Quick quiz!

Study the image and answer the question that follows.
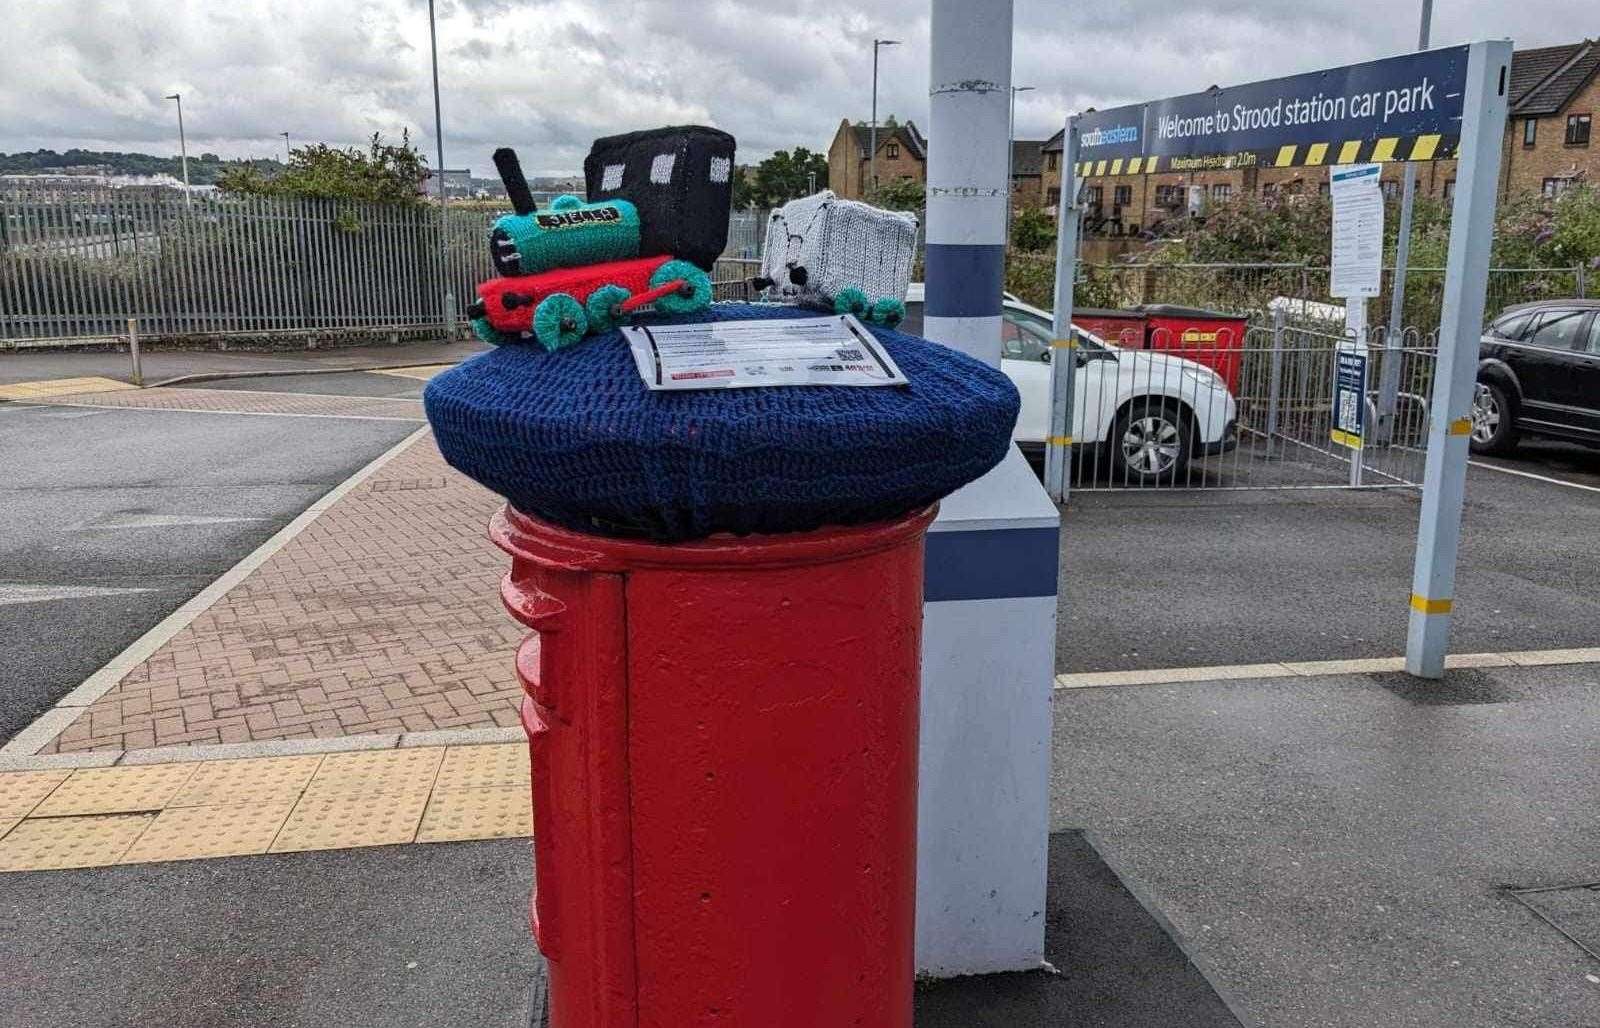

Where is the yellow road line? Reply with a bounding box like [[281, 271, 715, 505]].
[[0, 377, 136, 401], [0, 743, 530, 872]]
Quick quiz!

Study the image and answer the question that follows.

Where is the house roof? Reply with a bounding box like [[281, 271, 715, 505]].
[[1041, 127, 1065, 153], [848, 121, 927, 161], [1510, 39, 1600, 117], [1011, 140, 1044, 176]]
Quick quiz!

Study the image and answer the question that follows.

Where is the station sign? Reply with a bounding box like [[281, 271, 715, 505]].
[[1074, 46, 1471, 175]]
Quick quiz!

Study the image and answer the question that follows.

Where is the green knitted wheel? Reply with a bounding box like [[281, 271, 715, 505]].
[[871, 297, 906, 327], [650, 260, 713, 314], [532, 293, 588, 352], [470, 317, 515, 346], [586, 285, 632, 333], [834, 287, 870, 318]]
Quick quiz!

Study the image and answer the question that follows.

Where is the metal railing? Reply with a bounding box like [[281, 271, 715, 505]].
[[1067, 320, 1436, 491], [1, 190, 771, 344]]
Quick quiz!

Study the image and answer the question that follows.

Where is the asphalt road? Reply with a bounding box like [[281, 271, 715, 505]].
[[0, 339, 485, 387], [1058, 446, 1600, 672], [0, 397, 418, 745]]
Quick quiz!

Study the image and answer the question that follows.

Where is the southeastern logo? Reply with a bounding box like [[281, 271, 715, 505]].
[[1081, 124, 1140, 148]]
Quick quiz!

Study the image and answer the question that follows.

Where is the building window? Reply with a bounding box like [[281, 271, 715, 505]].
[[1261, 182, 1279, 198], [1443, 180, 1456, 201], [1380, 179, 1400, 199], [1113, 185, 1133, 206], [1084, 185, 1104, 209], [1155, 184, 1185, 207], [1566, 113, 1591, 147], [885, 142, 899, 158], [1523, 118, 1537, 148], [1543, 177, 1576, 198], [1047, 152, 1059, 170], [1047, 186, 1061, 206], [1319, 181, 1330, 196], [1211, 183, 1232, 202]]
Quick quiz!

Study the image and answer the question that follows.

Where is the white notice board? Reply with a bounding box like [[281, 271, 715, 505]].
[[623, 314, 908, 391], [1329, 163, 1384, 299]]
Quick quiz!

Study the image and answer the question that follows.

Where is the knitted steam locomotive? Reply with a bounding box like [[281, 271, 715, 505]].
[[468, 127, 736, 351]]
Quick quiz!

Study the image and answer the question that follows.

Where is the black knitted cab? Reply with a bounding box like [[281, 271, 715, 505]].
[[584, 125, 736, 271], [424, 304, 1019, 542]]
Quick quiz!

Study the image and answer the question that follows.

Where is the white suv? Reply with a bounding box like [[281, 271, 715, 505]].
[[903, 284, 1238, 483]]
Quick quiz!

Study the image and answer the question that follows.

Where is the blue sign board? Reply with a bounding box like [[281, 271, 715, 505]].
[[1331, 350, 1368, 450], [1076, 46, 1471, 172]]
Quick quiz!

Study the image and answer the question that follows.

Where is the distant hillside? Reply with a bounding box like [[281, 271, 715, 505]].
[[0, 149, 283, 184]]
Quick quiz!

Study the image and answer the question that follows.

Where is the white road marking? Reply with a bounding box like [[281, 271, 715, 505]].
[[72, 513, 268, 531], [0, 583, 159, 607], [1469, 459, 1600, 495], [41, 401, 424, 423]]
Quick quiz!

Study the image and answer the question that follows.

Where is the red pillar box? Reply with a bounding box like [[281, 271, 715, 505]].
[[492, 504, 932, 1028]]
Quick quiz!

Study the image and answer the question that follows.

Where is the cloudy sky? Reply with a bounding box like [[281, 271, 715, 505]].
[[0, 0, 1582, 177]]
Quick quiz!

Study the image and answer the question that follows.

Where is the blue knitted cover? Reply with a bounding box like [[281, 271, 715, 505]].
[[424, 304, 1019, 541]]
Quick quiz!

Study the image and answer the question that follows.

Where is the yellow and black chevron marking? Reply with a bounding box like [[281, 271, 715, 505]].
[[1075, 134, 1460, 178]]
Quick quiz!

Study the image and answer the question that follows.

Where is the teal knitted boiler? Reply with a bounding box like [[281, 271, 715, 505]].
[[489, 194, 641, 277]]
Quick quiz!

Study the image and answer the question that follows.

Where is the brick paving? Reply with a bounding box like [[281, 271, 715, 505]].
[[40, 433, 525, 753], [50, 386, 425, 421]]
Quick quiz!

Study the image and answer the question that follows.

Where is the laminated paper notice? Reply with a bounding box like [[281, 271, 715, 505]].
[[1329, 163, 1384, 299], [622, 314, 909, 391]]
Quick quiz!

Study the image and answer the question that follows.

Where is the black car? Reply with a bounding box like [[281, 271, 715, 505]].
[[1471, 299, 1600, 454]]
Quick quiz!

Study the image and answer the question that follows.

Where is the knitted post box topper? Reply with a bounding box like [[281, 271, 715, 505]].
[[487, 150, 642, 277], [584, 125, 736, 271], [755, 191, 918, 327]]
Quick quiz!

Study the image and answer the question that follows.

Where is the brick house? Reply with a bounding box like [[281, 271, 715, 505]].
[[1043, 38, 1600, 236], [1010, 140, 1045, 210], [825, 119, 927, 200]]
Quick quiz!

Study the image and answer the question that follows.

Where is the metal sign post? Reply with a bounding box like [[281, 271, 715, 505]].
[[1044, 119, 1080, 504], [1406, 39, 1512, 678]]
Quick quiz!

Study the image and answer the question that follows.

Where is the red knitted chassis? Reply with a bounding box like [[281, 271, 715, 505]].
[[477, 255, 673, 333]]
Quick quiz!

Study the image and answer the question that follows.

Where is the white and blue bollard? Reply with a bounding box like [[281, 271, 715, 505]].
[[917, 0, 1060, 977]]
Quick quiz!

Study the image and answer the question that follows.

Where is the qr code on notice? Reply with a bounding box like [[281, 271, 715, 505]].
[[1338, 390, 1359, 432]]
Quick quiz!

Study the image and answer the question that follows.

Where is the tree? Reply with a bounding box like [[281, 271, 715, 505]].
[[217, 131, 428, 206], [1010, 202, 1056, 252], [867, 177, 925, 215], [746, 147, 829, 207], [731, 165, 757, 209]]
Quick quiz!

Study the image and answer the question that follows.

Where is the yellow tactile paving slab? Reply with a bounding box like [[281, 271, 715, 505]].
[[373, 364, 455, 381], [417, 786, 530, 844], [432, 744, 530, 793], [0, 376, 135, 401], [270, 790, 431, 853], [123, 801, 297, 864], [302, 748, 445, 798], [0, 770, 71, 818], [31, 763, 199, 817], [0, 814, 154, 871], [167, 755, 324, 808]]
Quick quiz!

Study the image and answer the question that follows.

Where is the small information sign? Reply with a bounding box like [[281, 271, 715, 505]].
[[623, 315, 908, 391]]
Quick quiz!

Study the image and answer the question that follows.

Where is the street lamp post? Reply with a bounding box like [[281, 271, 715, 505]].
[[1007, 85, 1035, 230], [870, 38, 900, 197], [427, 0, 452, 334], [280, 131, 291, 163], [163, 93, 190, 208]]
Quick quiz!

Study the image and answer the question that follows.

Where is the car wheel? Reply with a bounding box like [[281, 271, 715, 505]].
[[1469, 380, 1518, 455], [1112, 400, 1191, 485]]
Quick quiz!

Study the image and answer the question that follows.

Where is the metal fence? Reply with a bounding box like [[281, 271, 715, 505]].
[[0, 189, 768, 343], [1066, 319, 1436, 491]]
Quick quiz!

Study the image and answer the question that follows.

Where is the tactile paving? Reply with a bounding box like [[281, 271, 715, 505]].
[[270, 790, 430, 853], [167, 756, 323, 808], [417, 787, 531, 844], [123, 801, 297, 863], [0, 770, 72, 818], [302, 749, 444, 799], [0, 814, 154, 870], [31, 764, 199, 817], [432, 745, 530, 793]]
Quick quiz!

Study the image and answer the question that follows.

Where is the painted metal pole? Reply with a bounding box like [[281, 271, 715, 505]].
[[1044, 119, 1081, 502], [1377, 0, 1434, 445], [1266, 305, 1286, 453], [870, 39, 900, 197], [1006, 86, 1034, 229], [1406, 39, 1512, 678], [1345, 300, 1366, 487], [126, 317, 142, 387], [427, 0, 452, 334], [164, 94, 190, 209], [919, 0, 1057, 978]]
